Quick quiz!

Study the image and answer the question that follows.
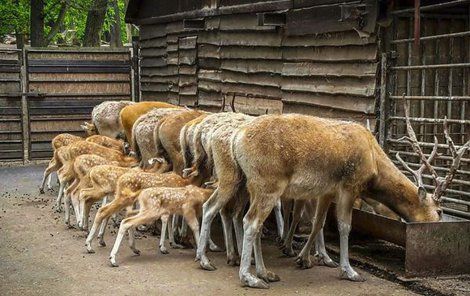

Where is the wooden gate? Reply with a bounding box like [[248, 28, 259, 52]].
[[25, 48, 133, 160], [382, 1, 470, 218], [0, 49, 23, 161]]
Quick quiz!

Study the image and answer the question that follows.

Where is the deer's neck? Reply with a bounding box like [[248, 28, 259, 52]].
[[366, 149, 421, 221]]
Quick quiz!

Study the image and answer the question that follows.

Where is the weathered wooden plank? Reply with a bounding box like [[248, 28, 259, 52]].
[[283, 102, 376, 123], [140, 37, 167, 49], [141, 47, 167, 58], [220, 46, 282, 60], [218, 13, 277, 31], [167, 52, 178, 65], [283, 44, 378, 62], [282, 31, 376, 47], [222, 71, 281, 88], [141, 82, 170, 92], [142, 91, 170, 101], [179, 85, 198, 95], [221, 83, 282, 99], [293, 0, 356, 9], [221, 59, 283, 74], [29, 73, 130, 82], [28, 52, 129, 61], [198, 90, 223, 107], [219, 32, 282, 46], [199, 58, 221, 70], [140, 57, 167, 68], [179, 76, 197, 87], [167, 43, 179, 52], [141, 66, 178, 77], [198, 44, 220, 58], [286, 1, 376, 36], [178, 49, 197, 65], [179, 36, 198, 49], [139, 23, 167, 40], [229, 95, 283, 115], [282, 91, 375, 114], [28, 81, 130, 94], [177, 66, 196, 76], [141, 76, 177, 84], [166, 21, 185, 35], [282, 76, 376, 97], [282, 62, 378, 77]]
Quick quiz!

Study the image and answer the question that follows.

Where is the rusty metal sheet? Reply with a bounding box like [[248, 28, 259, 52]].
[[405, 221, 470, 277]]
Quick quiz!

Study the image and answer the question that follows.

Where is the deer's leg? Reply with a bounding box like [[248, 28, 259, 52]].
[[169, 215, 184, 249], [109, 210, 157, 267], [280, 199, 292, 243], [305, 200, 337, 268], [232, 195, 248, 258], [337, 189, 364, 282], [314, 228, 337, 268], [98, 216, 110, 247], [274, 200, 284, 239], [86, 198, 128, 253], [46, 173, 53, 190], [220, 206, 238, 266], [80, 188, 104, 231], [280, 200, 305, 257], [55, 181, 66, 212], [184, 208, 200, 249], [40, 159, 56, 193], [295, 194, 334, 270], [254, 230, 280, 283], [239, 190, 280, 289], [196, 187, 229, 271], [159, 214, 169, 254]]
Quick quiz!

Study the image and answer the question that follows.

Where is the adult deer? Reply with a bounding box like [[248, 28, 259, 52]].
[[229, 101, 468, 288]]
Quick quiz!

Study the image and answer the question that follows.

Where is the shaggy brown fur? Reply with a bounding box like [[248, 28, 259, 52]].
[[153, 109, 207, 175], [119, 101, 177, 143], [82, 101, 134, 138], [230, 114, 441, 288], [131, 108, 182, 169]]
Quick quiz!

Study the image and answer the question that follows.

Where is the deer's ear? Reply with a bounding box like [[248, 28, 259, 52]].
[[418, 186, 427, 201]]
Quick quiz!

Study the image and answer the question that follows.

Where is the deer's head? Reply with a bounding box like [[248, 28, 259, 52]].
[[80, 121, 97, 136], [395, 97, 470, 222]]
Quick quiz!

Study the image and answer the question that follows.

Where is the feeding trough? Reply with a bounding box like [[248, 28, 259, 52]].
[[331, 206, 470, 277]]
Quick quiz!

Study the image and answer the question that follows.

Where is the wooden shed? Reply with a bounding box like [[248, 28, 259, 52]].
[[126, 0, 470, 219]]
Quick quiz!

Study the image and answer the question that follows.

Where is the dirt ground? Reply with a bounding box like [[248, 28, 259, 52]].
[[0, 164, 421, 295]]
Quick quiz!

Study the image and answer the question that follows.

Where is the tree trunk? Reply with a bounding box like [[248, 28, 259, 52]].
[[83, 0, 109, 47], [125, 0, 132, 43], [30, 0, 45, 47], [45, 0, 71, 45], [110, 0, 123, 47]]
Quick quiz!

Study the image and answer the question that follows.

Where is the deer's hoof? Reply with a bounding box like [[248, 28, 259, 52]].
[[109, 257, 119, 267], [160, 247, 169, 255], [295, 254, 314, 269], [340, 268, 365, 282], [200, 259, 217, 271], [258, 270, 280, 283], [39, 188, 45, 194], [85, 243, 95, 254], [209, 244, 223, 252], [279, 244, 296, 257], [227, 256, 240, 266], [241, 274, 269, 289]]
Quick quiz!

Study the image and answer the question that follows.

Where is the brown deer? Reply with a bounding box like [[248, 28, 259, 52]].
[[78, 165, 137, 236], [55, 141, 137, 211], [229, 113, 446, 288], [64, 154, 119, 227], [153, 109, 208, 174], [131, 107, 182, 169], [39, 133, 83, 193], [85, 135, 126, 153], [119, 101, 177, 143], [109, 185, 214, 267]]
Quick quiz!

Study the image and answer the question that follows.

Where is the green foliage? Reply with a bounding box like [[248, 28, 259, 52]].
[[0, 0, 131, 45], [0, 0, 30, 35]]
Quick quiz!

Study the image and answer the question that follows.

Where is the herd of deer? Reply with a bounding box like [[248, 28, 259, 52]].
[[38, 99, 469, 288]]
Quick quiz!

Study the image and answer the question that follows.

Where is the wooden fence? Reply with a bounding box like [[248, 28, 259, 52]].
[[0, 47, 135, 162]]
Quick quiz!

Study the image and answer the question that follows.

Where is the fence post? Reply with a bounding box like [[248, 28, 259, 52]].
[[20, 48, 30, 163], [131, 36, 140, 102], [378, 53, 388, 149]]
